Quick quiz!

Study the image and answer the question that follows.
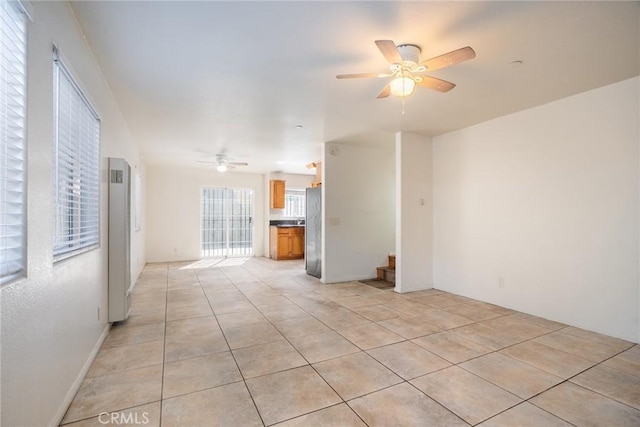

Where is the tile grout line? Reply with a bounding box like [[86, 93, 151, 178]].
[[255, 277, 373, 426], [318, 294, 632, 426], [430, 323, 637, 425], [214, 269, 515, 426], [215, 264, 268, 426], [60, 266, 170, 425], [221, 265, 368, 425], [110, 260, 639, 426], [157, 261, 170, 426], [230, 266, 344, 426]]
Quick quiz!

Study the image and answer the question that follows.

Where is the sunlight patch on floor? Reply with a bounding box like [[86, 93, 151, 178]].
[[179, 257, 251, 269]]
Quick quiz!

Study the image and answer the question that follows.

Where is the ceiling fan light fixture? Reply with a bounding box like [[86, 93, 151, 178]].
[[390, 76, 416, 97], [336, 40, 475, 99], [216, 164, 228, 172]]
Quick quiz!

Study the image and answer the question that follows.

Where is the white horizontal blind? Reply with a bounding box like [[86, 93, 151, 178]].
[[284, 189, 305, 218], [0, 1, 27, 283], [53, 50, 100, 258]]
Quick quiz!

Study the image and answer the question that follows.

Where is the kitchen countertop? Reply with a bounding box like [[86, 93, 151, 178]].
[[269, 220, 305, 227]]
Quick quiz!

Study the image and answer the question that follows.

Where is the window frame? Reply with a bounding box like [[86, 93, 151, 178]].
[[52, 46, 101, 261], [283, 188, 306, 218], [200, 186, 254, 258], [0, 0, 28, 286]]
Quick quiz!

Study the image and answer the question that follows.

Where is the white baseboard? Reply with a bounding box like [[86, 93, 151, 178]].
[[394, 283, 433, 293], [321, 274, 377, 284], [51, 323, 111, 427]]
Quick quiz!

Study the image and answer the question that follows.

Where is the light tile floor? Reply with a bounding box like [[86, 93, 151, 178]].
[[61, 258, 640, 426]]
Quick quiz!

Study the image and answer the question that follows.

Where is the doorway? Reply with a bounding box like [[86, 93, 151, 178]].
[[201, 187, 254, 257]]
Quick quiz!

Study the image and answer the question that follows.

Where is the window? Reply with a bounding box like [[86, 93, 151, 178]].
[[284, 189, 305, 218], [0, 0, 27, 284], [53, 47, 101, 259]]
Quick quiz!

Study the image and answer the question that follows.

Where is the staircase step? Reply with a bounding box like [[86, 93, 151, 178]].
[[376, 266, 395, 284], [383, 268, 395, 284], [376, 254, 396, 283]]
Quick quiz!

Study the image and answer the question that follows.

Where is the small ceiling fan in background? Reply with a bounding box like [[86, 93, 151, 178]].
[[198, 154, 248, 172], [337, 40, 476, 98]]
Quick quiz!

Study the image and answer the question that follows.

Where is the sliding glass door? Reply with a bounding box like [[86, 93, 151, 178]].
[[201, 187, 253, 257]]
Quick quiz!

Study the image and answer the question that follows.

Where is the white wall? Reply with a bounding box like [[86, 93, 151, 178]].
[[146, 165, 265, 262], [0, 2, 145, 426], [433, 77, 640, 342], [322, 141, 395, 283], [395, 132, 433, 293]]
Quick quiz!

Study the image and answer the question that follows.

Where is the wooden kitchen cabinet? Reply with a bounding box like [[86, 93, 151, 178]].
[[270, 226, 304, 260], [290, 228, 305, 258], [276, 233, 291, 259], [270, 180, 285, 209]]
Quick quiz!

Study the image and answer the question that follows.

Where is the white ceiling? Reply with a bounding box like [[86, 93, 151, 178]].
[[70, 1, 639, 175]]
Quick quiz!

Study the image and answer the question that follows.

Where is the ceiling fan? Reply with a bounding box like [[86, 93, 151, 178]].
[[198, 154, 248, 172], [336, 40, 476, 98]]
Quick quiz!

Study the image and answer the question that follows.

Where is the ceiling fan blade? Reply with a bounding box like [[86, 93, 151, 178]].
[[336, 72, 391, 79], [376, 83, 391, 99], [421, 46, 476, 71], [229, 162, 248, 166], [375, 40, 403, 64], [197, 160, 217, 164], [417, 76, 456, 93]]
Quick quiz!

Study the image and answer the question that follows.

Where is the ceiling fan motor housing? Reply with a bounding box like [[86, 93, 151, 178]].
[[397, 44, 421, 67]]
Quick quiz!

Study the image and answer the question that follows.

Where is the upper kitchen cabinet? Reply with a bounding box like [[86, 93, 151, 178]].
[[270, 179, 285, 209], [306, 161, 322, 187]]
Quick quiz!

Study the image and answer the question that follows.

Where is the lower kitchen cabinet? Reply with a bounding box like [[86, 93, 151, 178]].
[[270, 226, 305, 260]]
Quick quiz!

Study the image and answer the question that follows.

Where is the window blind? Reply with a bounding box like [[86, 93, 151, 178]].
[[284, 190, 305, 218], [0, 0, 27, 283], [53, 49, 101, 258]]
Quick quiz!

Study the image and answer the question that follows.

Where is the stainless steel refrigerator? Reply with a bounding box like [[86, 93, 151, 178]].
[[305, 187, 321, 278]]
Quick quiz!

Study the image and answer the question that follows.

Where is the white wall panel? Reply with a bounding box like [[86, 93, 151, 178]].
[[322, 141, 395, 283], [0, 2, 145, 425], [433, 77, 640, 341], [146, 164, 265, 262], [395, 132, 433, 292]]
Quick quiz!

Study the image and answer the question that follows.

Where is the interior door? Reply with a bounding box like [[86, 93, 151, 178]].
[[201, 187, 254, 257]]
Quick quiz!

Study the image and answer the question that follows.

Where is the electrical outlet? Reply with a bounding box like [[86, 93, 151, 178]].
[[498, 277, 505, 288]]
